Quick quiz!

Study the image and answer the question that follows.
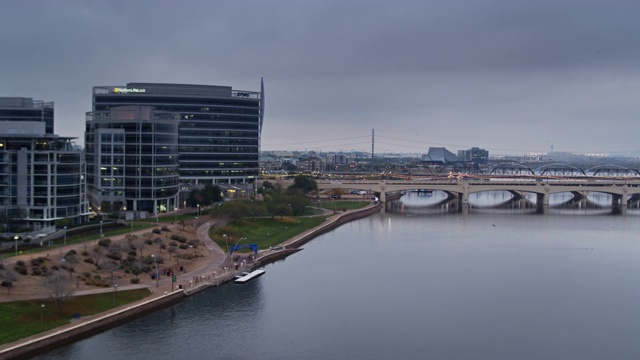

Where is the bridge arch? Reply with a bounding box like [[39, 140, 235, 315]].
[[585, 164, 640, 177], [534, 163, 586, 176], [487, 163, 535, 176]]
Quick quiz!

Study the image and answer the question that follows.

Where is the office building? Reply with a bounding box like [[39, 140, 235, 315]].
[[86, 81, 264, 213], [0, 121, 89, 233], [458, 147, 489, 165], [0, 97, 54, 134], [85, 106, 180, 214]]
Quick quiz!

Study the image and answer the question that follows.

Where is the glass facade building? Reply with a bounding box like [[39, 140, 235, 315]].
[[0, 97, 54, 134], [85, 106, 180, 214], [90, 82, 263, 187], [0, 121, 90, 232]]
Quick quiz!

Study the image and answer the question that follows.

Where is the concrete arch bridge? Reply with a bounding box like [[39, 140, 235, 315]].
[[316, 177, 640, 214]]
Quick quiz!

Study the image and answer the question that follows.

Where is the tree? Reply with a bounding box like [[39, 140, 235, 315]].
[[63, 252, 79, 279], [101, 261, 119, 285], [290, 175, 317, 194], [43, 272, 72, 315], [90, 247, 104, 268], [1, 269, 16, 294], [186, 184, 224, 207]]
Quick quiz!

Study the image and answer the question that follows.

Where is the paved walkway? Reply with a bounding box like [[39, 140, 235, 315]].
[[0, 203, 380, 356]]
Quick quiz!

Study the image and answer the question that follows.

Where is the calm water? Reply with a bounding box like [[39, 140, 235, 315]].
[[35, 192, 640, 359]]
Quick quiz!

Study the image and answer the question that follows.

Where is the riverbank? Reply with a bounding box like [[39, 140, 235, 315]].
[[0, 202, 382, 359]]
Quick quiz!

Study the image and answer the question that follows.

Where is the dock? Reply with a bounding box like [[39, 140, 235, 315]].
[[234, 269, 266, 284]]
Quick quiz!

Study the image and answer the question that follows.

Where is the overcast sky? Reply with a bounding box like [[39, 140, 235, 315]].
[[1, 0, 639, 156]]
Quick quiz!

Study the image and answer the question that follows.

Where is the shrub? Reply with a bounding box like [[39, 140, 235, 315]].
[[179, 243, 188, 250], [14, 266, 27, 275], [30, 257, 45, 266], [82, 272, 91, 278], [16, 260, 26, 267], [93, 274, 102, 280], [106, 252, 122, 261], [170, 234, 187, 243], [152, 228, 162, 234], [98, 238, 112, 247], [31, 267, 42, 276], [144, 239, 153, 245], [84, 258, 95, 264], [130, 278, 140, 284]]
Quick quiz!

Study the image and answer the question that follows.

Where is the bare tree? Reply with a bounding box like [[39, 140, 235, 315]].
[[90, 247, 104, 268], [167, 245, 177, 260], [43, 272, 72, 315], [1, 269, 16, 295], [154, 237, 164, 253], [133, 237, 147, 259], [161, 225, 170, 238], [63, 253, 79, 279], [101, 260, 119, 284]]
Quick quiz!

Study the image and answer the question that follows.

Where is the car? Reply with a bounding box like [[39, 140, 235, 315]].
[[331, 194, 342, 199]]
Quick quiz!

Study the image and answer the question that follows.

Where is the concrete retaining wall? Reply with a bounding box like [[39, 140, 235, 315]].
[[0, 203, 383, 359], [0, 291, 184, 360]]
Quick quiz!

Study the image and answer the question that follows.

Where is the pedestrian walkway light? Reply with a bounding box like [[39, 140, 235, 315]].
[[151, 254, 159, 287]]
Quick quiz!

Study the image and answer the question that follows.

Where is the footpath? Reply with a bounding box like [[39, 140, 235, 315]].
[[0, 202, 382, 359]]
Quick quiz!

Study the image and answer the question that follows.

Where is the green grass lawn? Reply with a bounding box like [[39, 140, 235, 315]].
[[209, 217, 326, 252], [0, 288, 151, 345]]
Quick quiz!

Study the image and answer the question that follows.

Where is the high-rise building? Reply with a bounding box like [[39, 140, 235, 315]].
[[0, 120, 89, 233], [86, 81, 264, 213], [458, 147, 489, 165], [85, 106, 180, 214], [0, 97, 54, 134]]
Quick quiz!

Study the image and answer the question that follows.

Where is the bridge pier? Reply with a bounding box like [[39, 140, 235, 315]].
[[536, 193, 549, 214], [612, 194, 628, 215]]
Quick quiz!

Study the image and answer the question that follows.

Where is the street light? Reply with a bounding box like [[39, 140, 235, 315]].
[[40, 304, 45, 328], [14, 235, 18, 256], [223, 234, 229, 255], [196, 204, 200, 218], [64, 226, 67, 245], [112, 284, 118, 306], [151, 254, 159, 287], [99, 221, 103, 238]]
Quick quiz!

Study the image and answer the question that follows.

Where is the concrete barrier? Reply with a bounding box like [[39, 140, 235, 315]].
[[0, 291, 184, 359]]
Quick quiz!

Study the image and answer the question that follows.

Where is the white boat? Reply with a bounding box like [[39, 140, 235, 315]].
[[234, 269, 266, 284]]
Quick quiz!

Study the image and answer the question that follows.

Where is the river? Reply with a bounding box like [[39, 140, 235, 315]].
[[33, 191, 640, 359]]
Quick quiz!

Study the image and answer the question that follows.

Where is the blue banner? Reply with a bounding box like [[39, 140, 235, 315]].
[[229, 244, 243, 255], [246, 243, 258, 254]]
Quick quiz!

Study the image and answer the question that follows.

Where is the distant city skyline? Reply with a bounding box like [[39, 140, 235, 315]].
[[2, 0, 640, 156]]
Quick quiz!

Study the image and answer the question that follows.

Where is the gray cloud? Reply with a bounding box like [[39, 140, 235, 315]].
[[1, 0, 640, 155]]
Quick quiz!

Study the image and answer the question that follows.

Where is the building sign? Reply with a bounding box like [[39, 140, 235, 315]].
[[113, 87, 146, 94], [235, 92, 250, 97]]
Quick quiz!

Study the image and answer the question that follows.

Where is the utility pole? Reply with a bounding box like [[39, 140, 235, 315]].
[[371, 129, 375, 173]]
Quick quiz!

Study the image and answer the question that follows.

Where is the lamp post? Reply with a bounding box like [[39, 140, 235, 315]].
[[230, 237, 246, 258], [174, 207, 178, 222], [63, 226, 67, 245], [14, 235, 18, 256], [223, 234, 229, 256], [99, 221, 103, 238], [40, 304, 45, 328], [196, 204, 200, 219], [151, 254, 159, 287], [112, 284, 118, 306]]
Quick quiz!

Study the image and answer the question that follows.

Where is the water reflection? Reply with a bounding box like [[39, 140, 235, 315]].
[[392, 190, 640, 216]]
